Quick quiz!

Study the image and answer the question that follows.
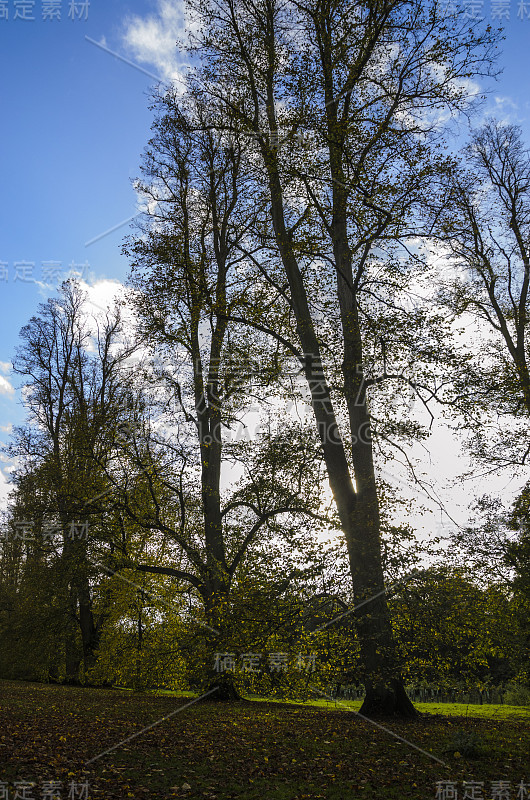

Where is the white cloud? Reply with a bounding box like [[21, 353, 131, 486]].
[[122, 0, 193, 85], [0, 376, 15, 397], [480, 95, 523, 127], [0, 362, 11, 375], [82, 277, 124, 316], [0, 424, 12, 434], [494, 95, 518, 110]]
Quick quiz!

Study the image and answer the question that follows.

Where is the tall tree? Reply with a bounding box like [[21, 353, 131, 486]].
[[119, 91, 330, 697], [183, 0, 497, 715]]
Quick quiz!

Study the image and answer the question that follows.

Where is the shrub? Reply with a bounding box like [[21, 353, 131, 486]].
[[504, 683, 530, 706]]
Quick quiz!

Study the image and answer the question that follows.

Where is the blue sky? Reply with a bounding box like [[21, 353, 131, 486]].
[[1, 0, 530, 519], [0, 1, 186, 479]]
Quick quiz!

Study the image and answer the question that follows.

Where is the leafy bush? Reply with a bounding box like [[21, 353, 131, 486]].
[[504, 683, 530, 706]]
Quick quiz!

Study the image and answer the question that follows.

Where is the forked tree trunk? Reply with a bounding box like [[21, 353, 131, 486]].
[[263, 153, 416, 717], [341, 289, 416, 718]]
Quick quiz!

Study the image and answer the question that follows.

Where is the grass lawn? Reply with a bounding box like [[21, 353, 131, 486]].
[[242, 693, 530, 721], [0, 680, 528, 799]]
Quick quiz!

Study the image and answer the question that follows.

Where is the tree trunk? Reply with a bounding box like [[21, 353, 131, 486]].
[[79, 587, 99, 674], [64, 585, 81, 684], [263, 150, 415, 717], [206, 673, 242, 701], [195, 581, 243, 701]]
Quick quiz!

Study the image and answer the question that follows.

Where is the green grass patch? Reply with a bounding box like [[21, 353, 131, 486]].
[[155, 688, 530, 721], [0, 680, 528, 800]]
